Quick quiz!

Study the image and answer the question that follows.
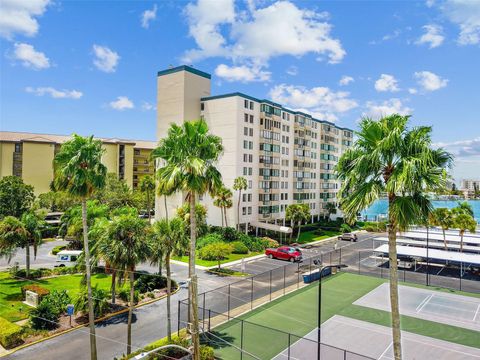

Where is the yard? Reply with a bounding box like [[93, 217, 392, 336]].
[[296, 229, 340, 244], [172, 252, 262, 267], [0, 272, 112, 322]]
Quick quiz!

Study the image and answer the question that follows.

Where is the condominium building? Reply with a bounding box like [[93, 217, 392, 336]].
[[0, 131, 156, 194], [460, 179, 480, 198], [156, 65, 353, 230]]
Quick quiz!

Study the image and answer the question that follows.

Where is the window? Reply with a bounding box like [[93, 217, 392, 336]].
[[14, 143, 22, 153], [248, 194, 252, 202], [249, 128, 253, 136], [248, 207, 252, 215], [248, 167, 253, 175], [249, 101, 254, 110], [248, 180, 252, 189], [243, 167, 248, 175], [244, 99, 249, 108], [201, 103, 205, 111], [243, 140, 248, 149], [244, 127, 248, 136], [249, 115, 254, 123], [244, 114, 249, 123], [242, 207, 247, 215], [249, 154, 253, 162]]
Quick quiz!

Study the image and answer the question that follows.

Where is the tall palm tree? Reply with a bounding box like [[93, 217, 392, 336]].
[[100, 213, 151, 355], [336, 115, 451, 360], [152, 119, 223, 359], [285, 204, 310, 241], [139, 175, 155, 222], [150, 217, 188, 341], [452, 209, 476, 252], [325, 202, 337, 221], [53, 134, 107, 360], [21, 211, 44, 278], [233, 177, 248, 231], [0, 216, 27, 264], [213, 186, 233, 227], [430, 208, 454, 249]]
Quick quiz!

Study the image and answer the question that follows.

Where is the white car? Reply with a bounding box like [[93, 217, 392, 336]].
[[55, 250, 82, 267]]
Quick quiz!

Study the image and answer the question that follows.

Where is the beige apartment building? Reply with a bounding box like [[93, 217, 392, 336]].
[[460, 179, 480, 198], [156, 65, 353, 231], [0, 131, 156, 194]]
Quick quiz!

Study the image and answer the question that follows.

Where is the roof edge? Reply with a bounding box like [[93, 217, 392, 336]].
[[157, 65, 211, 79]]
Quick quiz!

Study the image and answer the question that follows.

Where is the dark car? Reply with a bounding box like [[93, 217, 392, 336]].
[[338, 233, 358, 242]]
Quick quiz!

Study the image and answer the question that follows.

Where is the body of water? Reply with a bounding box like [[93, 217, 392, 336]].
[[361, 199, 480, 223]]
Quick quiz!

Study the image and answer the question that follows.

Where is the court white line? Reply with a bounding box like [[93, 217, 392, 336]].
[[377, 342, 393, 360], [473, 304, 480, 322], [415, 294, 434, 313]]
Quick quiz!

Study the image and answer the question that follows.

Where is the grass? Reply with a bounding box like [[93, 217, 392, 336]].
[[296, 229, 340, 244], [212, 273, 480, 359], [0, 272, 112, 322], [172, 252, 262, 267]]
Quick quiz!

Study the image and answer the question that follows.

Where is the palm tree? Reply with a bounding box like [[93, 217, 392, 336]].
[[285, 204, 310, 241], [336, 115, 451, 360], [139, 175, 155, 222], [456, 201, 474, 217], [452, 209, 476, 252], [21, 211, 44, 278], [53, 134, 107, 360], [325, 202, 337, 221], [100, 213, 151, 355], [213, 186, 233, 227], [0, 216, 27, 264], [152, 119, 223, 359], [430, 208, 454, 249], [150, 217, 188, 341], [233, 177, 248, 231]]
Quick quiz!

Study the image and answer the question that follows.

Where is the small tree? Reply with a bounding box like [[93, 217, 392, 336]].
[[325, 202, 337, 221], [139, 175, 155, 221], [0, 216, 27, 263], [233, 177, 248, 231], [0, 176, 35, 219], [213, 186, 233, 227], [452, 209, 476, 252], [199, 242, 233, 269], [21, 211, 44, 278], [430, 208, 454, 249], [285, 204, 310, 241]]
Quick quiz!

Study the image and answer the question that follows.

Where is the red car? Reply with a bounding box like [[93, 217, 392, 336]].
[[265, 246, 303, 262]]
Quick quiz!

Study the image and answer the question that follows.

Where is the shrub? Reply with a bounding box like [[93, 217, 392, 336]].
[[200, 345, 215, 360], [41, 225, 59, 238], [237, 233, 264, 252], [42, 290, 71, 315], [21, 284, 50, 299], [134, 274, 172, 293], [15, 268, 44, 279], [230, 241, 249, 254], [75, 286, 110, 317], [51, 245, 66, 255], [261, 237, 279, 249], [198, 242, 233, 261], [30, 300, 60, 330], [196, 233, 223, 249], [340, 224, 352, 233], [117, 287, 140, 305], [220, 227, 238, 242], [0, 317, 23, 349]]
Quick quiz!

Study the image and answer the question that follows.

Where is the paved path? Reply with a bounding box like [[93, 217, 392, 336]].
[[0, 240, 68, 271]]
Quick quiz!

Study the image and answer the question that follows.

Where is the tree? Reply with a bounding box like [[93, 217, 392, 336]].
[[176, 203, 208, 238], [99, 213, 151, 355], [325, 202, 337, 221], [93, 173, 137, 210], [139, 175, 155, 221], [452, 208, 476, 252], [213, 186, 233, 227], [21, 211, 44, 278], [199, 242, 233, 269], [37, 191, 76, 212], [233, 177, 248, 231], [336, 115, 451, 360], [0, 216, 27, 263], [152, 119, 223, 360], [53, 134, 107, 360], [430, 208, 454, 249], [285, 204, 310, 241], [0, 176, 35, 219], [150, 217, 188, 341], [455, 201, 474, 217]]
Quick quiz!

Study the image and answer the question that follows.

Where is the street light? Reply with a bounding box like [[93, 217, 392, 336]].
[[313, 260, 348, 360]]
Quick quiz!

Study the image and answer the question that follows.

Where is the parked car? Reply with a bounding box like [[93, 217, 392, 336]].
[[55, 250, 82, 267], [338, 233, 358, 242], [265, 246, 302, 262]]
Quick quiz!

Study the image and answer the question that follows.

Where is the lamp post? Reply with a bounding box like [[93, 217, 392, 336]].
[[313, 260, 347, 360]]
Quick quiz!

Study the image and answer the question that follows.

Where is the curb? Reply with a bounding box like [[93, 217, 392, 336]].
[[1, 287, 180, 358]]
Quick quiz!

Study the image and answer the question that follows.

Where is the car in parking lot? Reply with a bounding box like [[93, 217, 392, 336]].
[[338, 233, 358, 242], [265, 246, 302, 262]]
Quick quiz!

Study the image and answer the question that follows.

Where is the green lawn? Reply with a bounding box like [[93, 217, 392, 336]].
[[0, 272, 112, 322], [296, 229, 340, 244], [172, 252, 262, 267], [212, 273, 480, 359]]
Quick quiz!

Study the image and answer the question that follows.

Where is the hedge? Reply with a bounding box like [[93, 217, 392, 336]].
[[52, 245, 66, 255], [0, 316, 23, 349], [21, 284, 50, 299]]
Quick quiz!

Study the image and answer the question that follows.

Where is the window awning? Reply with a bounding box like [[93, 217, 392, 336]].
[[250, 221, 292, 234]]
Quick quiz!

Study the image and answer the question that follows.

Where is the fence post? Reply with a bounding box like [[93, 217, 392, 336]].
[[358, 252, 361, 275], [403, 268, 406, 283], [177, 300, 181, 337], [297, 262, 300, 289], [208, 309, 211, 332], [227, 284, 231, 319], [240, 320, 244, 360], [269, 270, 273, 301], [329, 251, 332, 265], [460, 262, 462, 291], [203, 292, 206, 330], [283, 265, 286, 295], [339, 247, 342, 265], [288, 333, 291, 359], [250, 277, 254, 310]]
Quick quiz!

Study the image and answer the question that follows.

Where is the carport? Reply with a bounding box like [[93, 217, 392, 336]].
[[251, 221, 292, 244]]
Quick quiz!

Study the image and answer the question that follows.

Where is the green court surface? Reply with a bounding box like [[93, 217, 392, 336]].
[[210, 273, 480, 360]]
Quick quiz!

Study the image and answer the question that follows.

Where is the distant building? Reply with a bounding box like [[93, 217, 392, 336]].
[[460, 179, 480, 198], [0, 131, 156, 194]]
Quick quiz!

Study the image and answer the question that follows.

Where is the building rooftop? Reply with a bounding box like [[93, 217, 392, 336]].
[[0, 131, 157, 149]]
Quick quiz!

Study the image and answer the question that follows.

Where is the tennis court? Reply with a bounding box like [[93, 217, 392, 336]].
[[273, 316, 480, 360], [354, 283, 480, 331]]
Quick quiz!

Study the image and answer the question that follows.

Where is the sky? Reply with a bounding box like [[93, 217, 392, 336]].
[[0, 0, 479, 181]]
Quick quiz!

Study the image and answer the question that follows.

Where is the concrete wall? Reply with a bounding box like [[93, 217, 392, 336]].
[[102, 143, 118, 175], [124, 144, 134, 188], [0, 143, 14, 178], [22, 142, 55, 194]]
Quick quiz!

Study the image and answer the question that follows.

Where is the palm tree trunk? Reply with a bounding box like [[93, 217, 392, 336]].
[[460, 230, 464, 252], [290, 220, 294, 241], [164, 195, 168, 221], [158, 258, 162, 276], [220, 207, 224, 227], [127, 268, 134, 355], [25, 242, 30, 278], [224, 207, 228, 227], [111, 270, 116, 304], [296, 221, 302, 241], [82, 199, 97, 360], [189, 193, 200, 360], [387, 194, 402, 360], [442, 228, 447, 249], [166, 252, 172, 342], [237, 189, 242, 231], [147, 192, 151, 222]]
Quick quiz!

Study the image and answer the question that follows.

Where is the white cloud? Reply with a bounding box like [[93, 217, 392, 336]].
[[374, 74, 400, 92], [408, 88, 418, 94], [12, 43, 50, 70], [92, 45, 120, 73], [141, 4, 157, 29], [435, 137, 480, 157], [286, 66, 298, 76], [25, 86, 82, 99], [183, 0, 345, 74], [339, 75, 354, 86], [269, 84, 358, 121], [416, 24, 445, 48], [364, 98, 413, 119], [141, 101, 156, 111], [0, 0, 50, 39], [438, 0, 480, 45], [109, 96, 134, 110], [215, 64, 271, 82], [414, 71, 448, 91]]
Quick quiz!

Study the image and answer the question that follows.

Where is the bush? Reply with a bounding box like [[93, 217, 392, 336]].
[[198, 242, 233, 261], [42, 290, 71, 315], [51, 245, 66, 255], [196, 233, 224, 249], [340, 224, 352, 233], [200, 345, 215, 360], [363, 221, 387, 232], [117, 288, 140, 305], [0, 317, 23, 349], [15, 268, 44, 279], [230, 241, 249, 254], [30, 300, 60, 330], [237, 233, 264, 252], [21, 284, 50, 299], [75, 286, 110, 317], [220, 227, 238, 242], [134, 274, 175, 293], [41, 225, 59, 238], [261, 237, 279, 249]]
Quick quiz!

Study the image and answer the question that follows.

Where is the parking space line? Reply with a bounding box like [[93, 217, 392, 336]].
[[416, 294, 434, 313]]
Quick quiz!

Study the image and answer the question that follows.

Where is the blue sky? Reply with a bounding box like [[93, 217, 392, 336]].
[[0, 0, 479, 181]]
